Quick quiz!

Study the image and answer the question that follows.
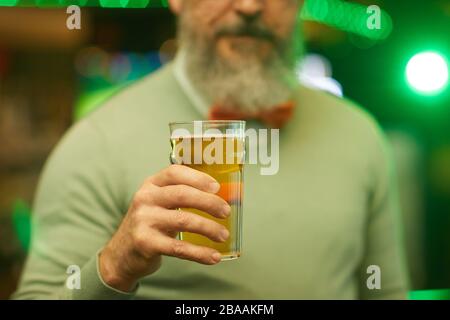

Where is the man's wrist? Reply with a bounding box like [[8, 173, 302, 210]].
[[98, 248, 138, 293]]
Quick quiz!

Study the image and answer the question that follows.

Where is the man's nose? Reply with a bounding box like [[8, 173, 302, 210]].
[[233, 0, 264, 21]]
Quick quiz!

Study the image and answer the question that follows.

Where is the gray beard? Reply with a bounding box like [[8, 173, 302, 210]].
[[178, 17, 301, 113]]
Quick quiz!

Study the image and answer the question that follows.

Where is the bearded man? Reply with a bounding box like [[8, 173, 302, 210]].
[[14, 0, 408, 299]]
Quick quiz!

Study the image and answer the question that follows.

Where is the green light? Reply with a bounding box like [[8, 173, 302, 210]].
[[12, 199, 32, 252], [121, 0, 149, 8], [0, 0, 170, 6], [301, 0, 393, 40], [0, 0, 18, 5], [99, 0, 122, 7], [75, 85, 124, 120], [406, 51, 449, 95], [36, 0, 62, 7], [59, 0, 89, 5], [409, 289, 450, 300]]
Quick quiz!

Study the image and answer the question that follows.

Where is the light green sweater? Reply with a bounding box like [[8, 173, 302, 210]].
[[13, 63, 408, 299]]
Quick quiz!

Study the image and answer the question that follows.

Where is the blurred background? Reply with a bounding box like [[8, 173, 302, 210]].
[[0, 0, 449, 299]]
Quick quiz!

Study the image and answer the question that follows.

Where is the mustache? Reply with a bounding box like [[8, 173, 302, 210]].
[[215, 23, 277, 43]]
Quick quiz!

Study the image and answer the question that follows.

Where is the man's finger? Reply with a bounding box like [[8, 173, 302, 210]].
[[156, 237, 222, 265], [154, 209, 229, 243], [149, 165, 220, 193], [151, 184, 231, 219]]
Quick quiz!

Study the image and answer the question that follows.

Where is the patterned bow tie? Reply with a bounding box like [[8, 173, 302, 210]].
[[208, 101, 295, 129]]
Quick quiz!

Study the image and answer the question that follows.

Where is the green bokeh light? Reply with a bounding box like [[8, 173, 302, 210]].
[[408, 289, 450, 300], [74, 85, 124, 120], [59, 0, 89, 6], [12, 199, 32, 252], [301, 0, 393, 40], [99, 0, 121, 8], [36, 0, 61, 7], [406, 51, 449, 95], [0, 0, 18, 6], [97, 0, 163, 7], [121, 0, 149, 8]]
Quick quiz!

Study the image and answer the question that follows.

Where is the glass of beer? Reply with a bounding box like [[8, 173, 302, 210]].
[[169, 120, 245, 261]]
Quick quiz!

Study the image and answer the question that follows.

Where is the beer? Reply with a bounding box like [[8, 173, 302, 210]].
[[169, 121, 245, 260]]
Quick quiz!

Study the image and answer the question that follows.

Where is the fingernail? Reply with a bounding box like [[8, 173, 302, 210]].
[[222, 204, 231, 217], [212, 252, 222, 263], [220, 229, 229, 242], [208, 182, 220, 193]]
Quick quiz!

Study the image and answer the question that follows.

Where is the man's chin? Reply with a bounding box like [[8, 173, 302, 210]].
[[215, 36, 274, 65]]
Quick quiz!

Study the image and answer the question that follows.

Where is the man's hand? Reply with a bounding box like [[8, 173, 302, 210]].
[[99, 165, 231, 292]]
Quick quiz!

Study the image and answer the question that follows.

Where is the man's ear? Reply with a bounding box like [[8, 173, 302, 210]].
[[168, 0, 182, 15]]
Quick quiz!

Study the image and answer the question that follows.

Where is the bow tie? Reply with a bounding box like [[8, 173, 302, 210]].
[[208, 101, 295, 129]]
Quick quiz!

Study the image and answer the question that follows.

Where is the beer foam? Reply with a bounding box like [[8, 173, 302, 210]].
[[170, 133, 244, 139]]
